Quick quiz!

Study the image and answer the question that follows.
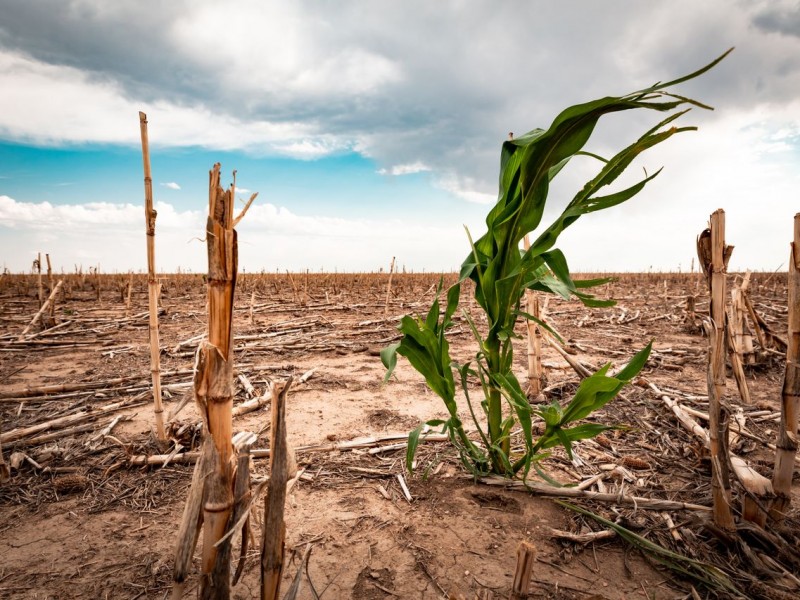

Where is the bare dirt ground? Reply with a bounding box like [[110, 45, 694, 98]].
[[0, 271, 797, 599]]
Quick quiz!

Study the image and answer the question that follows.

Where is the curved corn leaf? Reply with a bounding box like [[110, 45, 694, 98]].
[[560, 342, 651, 425], [406, 419, 445, 472]]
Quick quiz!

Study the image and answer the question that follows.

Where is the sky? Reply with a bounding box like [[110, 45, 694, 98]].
[[0, 0, 798, 274]]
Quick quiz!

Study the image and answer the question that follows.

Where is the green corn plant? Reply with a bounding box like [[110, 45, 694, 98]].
[[383, 50, 731, 477]]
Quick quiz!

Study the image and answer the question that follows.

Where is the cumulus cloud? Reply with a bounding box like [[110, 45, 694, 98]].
[[161, 182, 181, 190]]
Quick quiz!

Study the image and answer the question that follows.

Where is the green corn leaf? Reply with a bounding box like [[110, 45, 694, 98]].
[[406, 419, 448, 473], [445, 283, 461, 321], [425, 292, 441, 331], [560, 343, 651, 425], [529, 461, 565, 487], [380, 342, 401, 382], [539, 401, 563, 428], [555, 427, 575, 459], [573, 277, 615, 289], [540, 249, 575, 292], [573, 290, 616, 308], [559, 369, 622, 425], [612, 341, 652, 382], [493, 371, 534, 452], [406, 423, 425, 472], [512, 309, 562, 342], [537, 423, 615, 452]]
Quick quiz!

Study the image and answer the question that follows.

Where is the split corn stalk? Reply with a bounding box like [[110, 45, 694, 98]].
[[771, 213, 800, 521], [196, 164, 237, 598], [193, 164, 257, 598], [138, 111, 166, 444], [698, 209, 735, 531]]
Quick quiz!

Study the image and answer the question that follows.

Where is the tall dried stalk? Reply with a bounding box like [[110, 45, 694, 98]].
[[138, 111, 166, 444], [697, 209, 735, 532], [771, 213, 800, 521]]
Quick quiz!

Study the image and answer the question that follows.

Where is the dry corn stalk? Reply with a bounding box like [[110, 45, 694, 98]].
[[509, 541, 536, 599], [172, 436, 213, 600], [45, 253, 55, 325], [171, 164, 257, 598], [725, 310, 752, 405], [261, 378, 293, 600], [730, 273, 756, 362], [196, 165, 237, 597], [18, 280, 63, 340], [697, 210, 735, 532], [139, 112, 166, 444], [523, 236, 545, 400], [384, 256, 395, 317], [35, 252, 43, 308], [771, 213, 800, 521]]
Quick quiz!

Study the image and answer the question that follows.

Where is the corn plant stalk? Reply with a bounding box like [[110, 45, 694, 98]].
[[138, 111, 167, 444], [771, 213, 800, 521], [698, 209, 736, 532]]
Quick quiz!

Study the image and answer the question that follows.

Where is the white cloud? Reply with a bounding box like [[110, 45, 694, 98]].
[[377, 162, 431, 176], [161, 182, 181, 190], [436, 175, 496, 205], [0, 195, 471, 272]]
